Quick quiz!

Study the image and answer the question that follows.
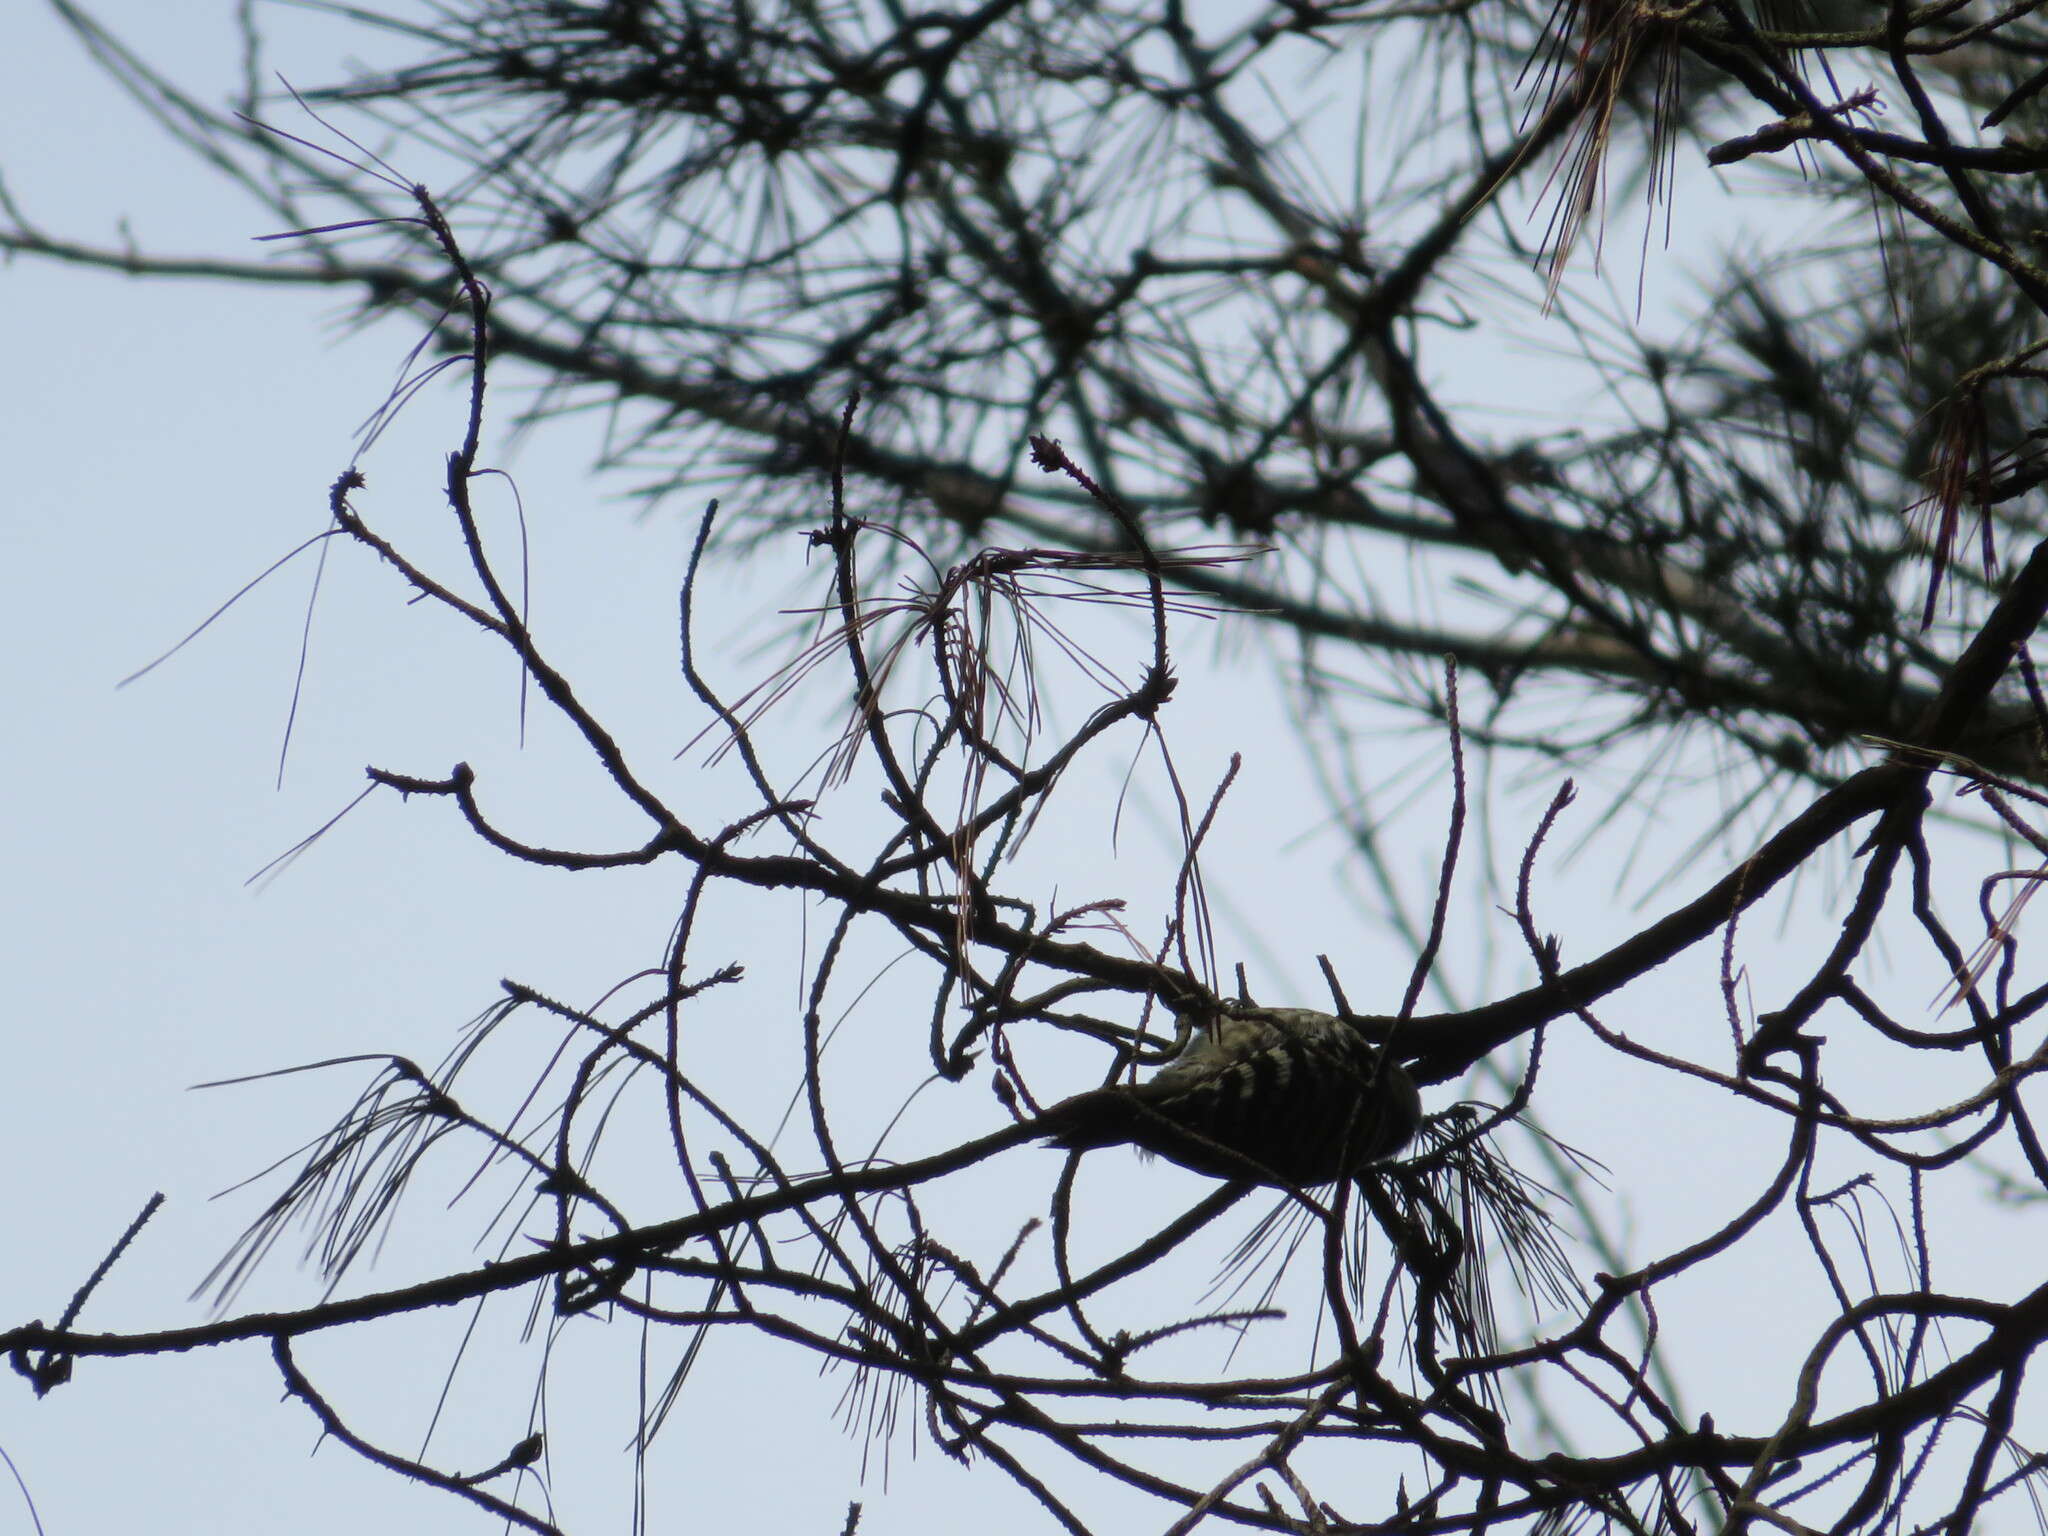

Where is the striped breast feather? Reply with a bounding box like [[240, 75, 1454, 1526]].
[[1043, 1006, 1420, 1186]]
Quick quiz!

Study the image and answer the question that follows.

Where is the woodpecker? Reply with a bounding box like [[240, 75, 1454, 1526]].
[[1045, 1003, 1422, 1187]]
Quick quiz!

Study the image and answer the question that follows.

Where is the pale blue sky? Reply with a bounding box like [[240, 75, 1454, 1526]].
[[4, 6, 2043, 1535]]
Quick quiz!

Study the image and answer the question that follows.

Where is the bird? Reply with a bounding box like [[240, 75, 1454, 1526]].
[[1043, 1002, 1422, 1187]]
